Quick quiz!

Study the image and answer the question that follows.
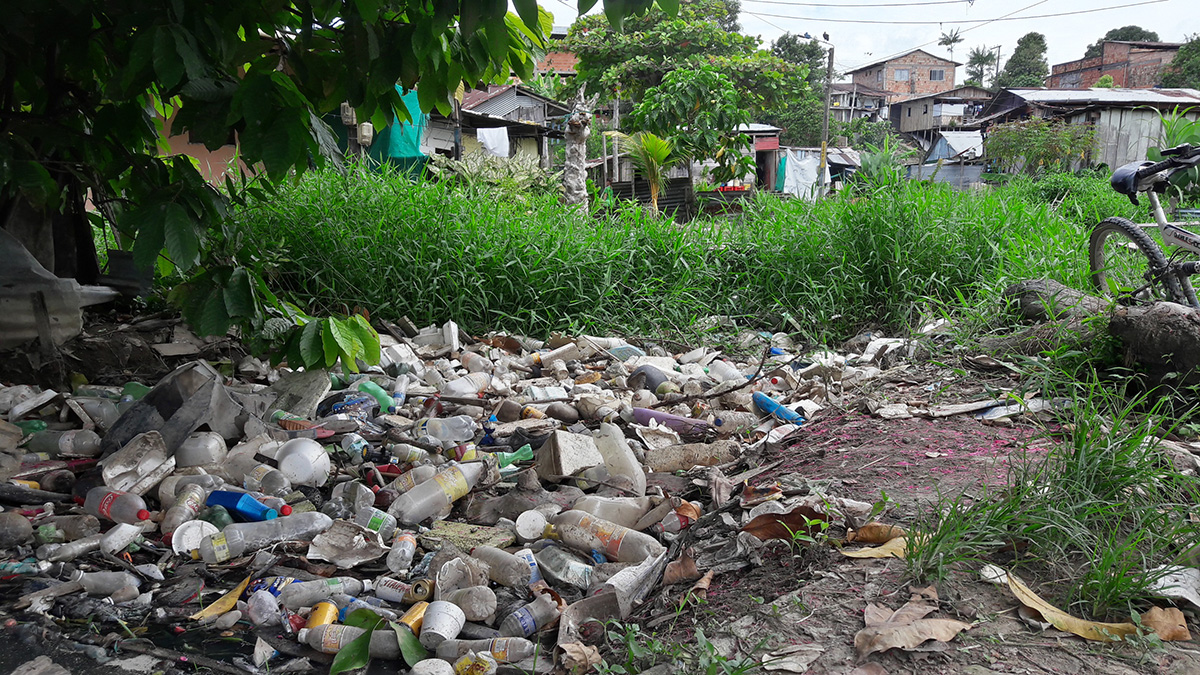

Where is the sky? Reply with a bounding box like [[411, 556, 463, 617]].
[[538, 0, 1199, 84]]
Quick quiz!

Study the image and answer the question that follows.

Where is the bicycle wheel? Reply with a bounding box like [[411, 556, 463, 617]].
[[1088, 217, 1187, 304]]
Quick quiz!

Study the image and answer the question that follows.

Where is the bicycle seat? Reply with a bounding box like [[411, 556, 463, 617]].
[[1111, 160, 1154, 205]]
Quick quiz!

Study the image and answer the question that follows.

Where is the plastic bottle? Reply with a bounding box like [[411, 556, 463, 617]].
[[413, 416, 477, 445], [571, 495, 655, 529], [320, 496, 354, 520], [243, 464, 292, 497], [440, 586, 496, 622], [162, 483, 207, 535], [158, 474, 225, 509], [198, 505, 235, 530], [631, 408, 712, 435], [386, 531, 418, 575], [247, 589, 281, 626], [354, 380, 394, 411], [751, 391, 805, 425], [388, 442, 432, 465], [245, 491, 294, 516], [491, 445, 533, 468], [83, 487, 150, 524], [296, 624, 401, 658], [390, 464, 439, 494], [388, 462, 484, 525], [274, 438, 332, 487], [469, 546, 531, 588], [551, 511, 665, 563], [439, 373, 491, 398], [591, 423, 647, 497], [72, 397, 120, 430], [498, 593, 560, 637], [41, 533, 101, 561], [73, 570, 141, 596], [533, 545, 595, 591], [196, 512, 333, 564], [280, 577, 371, 610], [331, 481, 376, 513], [374, 576, 413, 603], [353, 507, 398, 540], [435, 638, 536, 664], [47, 515, 100, 541], [25, 430, 102, 458], [458, 352, 494, 374], [334, 594, 399, 621], [391, 375, 412, 412], [706, 360, 745, 382], [340, 433, 370, 464], [206, 491, 278, 522]]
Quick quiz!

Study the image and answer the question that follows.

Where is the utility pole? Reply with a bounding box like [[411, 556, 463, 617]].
[[818, 41, 835, 195], [991, 45, 1002, 88]]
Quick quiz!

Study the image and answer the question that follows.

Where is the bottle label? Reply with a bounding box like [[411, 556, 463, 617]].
[[366, 511, 386, 532], [394, 532, 416, 546], [514, 549, 543, 585], [489, 639, 508, 662], [510, 606, 537, 636], [576, 514, 627, 560], [321, 625, 349, 653], [246, 464, 273, 487], [520, 406, 546, 419], [375, 577, 410, 602], [96, 490, 121, 519], [433, 467, 469, 501], [211, 533, 230, 562], [445, 444, 476, 462], [394, 471, 419, 493]]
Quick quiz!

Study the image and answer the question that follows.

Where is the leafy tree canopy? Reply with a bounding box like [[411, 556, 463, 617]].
[[771, 33, 829, 88], [564, 0, 806, 108], [1162, 34, 1200, 89], [997, 32, 1049, 89], [1083, 25, 1161, 59]]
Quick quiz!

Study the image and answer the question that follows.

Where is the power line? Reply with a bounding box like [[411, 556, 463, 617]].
[[745, 0, 970, 7], [747, 0, 1167, 25]]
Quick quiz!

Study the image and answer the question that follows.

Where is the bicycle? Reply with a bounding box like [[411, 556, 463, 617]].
[[1089, 143, 1200, 307]]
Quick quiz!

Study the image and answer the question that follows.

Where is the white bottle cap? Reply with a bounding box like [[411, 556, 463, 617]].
[[296, 628, 309, 643]]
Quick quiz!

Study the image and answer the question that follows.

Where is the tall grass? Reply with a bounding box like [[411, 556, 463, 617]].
[[236, 165, 1139, 340]]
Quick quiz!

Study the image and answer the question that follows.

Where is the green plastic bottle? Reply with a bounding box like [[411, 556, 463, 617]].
[[493, 444, 534, 468], [354, 380, 394, 411]]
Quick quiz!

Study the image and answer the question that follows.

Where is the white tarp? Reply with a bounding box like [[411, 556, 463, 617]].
[[782, 149, 824, 200], [476, 127, 510, 157]]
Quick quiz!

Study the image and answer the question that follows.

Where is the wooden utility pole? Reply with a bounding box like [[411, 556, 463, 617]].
[[818, 42, 835, 194]]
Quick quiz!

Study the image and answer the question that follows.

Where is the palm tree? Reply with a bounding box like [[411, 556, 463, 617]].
[[605, 131, 683, 213], [939, 29, 964, 68], [965, 45, 998, 88]]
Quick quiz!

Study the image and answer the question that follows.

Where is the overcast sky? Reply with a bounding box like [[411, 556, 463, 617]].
[[540, 0, 1198, 84]]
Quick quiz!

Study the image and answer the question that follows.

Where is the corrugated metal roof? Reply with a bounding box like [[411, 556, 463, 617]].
[[1008, 88, 1200, 105], [939, 131, 983, 159], [737, 123, 781, 133]]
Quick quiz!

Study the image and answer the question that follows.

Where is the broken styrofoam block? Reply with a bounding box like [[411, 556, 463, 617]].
[[536, 430, 604, 482]]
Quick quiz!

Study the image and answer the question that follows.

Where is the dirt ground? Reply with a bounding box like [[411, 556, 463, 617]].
[[630, 408, 1200, 675]]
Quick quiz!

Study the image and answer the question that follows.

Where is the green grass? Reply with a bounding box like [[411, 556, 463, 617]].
[[234, 164, 1142, 342]]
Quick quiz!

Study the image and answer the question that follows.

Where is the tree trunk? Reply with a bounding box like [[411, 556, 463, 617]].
[[563, 93, 596, 207]]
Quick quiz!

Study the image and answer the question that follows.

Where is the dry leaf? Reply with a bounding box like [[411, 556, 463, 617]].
[[741, 505, 829, 542], [910, 585, 938, 602], [854, 619, 971, 658], [1005, 571, 1138, 642], [742, 481, 784, 506], [708, 467, 737, 507], [663, 549, 703, 585], [842, 536, 909, 559], [559, 642, 602, 674], [888, 600, 937, 626], [574, 372, 602, 385], [1141, 606, 1191, 641], [847, 522, 907, 544], [684, 570, 714, 605], [760, 644, 824, 672], [864, 603, 894, 627], [848, 665, 889, 675]]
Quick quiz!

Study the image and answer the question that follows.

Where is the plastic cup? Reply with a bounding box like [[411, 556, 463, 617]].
[[419, 601, 466, 649], [515, 510, 548, 543], [170, 519, 218, 556], [275, 438, 331, 487]]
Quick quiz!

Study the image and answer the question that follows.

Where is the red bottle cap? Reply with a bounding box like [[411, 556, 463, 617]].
[[280, 505, 293, 516], [136, 509, 150, 521]]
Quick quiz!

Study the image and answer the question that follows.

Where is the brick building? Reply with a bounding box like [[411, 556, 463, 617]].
[[846, 49, 960, 102], [534, 25, 578, 76], [1047, 41, 1181, 89]]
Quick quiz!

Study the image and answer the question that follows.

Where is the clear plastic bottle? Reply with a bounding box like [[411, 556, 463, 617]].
[[296, 624, 401, 658], [571, 495, 655, 529], [386, 531, 418, 575], [533, 545, 594, 591], [331, 481, 376, 512], [387, 462, 484, 525], [412, 416, 477, 445], [551, 510, 665, 563], [196, 512, 333, 564], [373, 576, 412, 603], [469, 546, 531, 588], [280, 577, 371, 610], [340, 433, 370, 464], [459, 352, 494, 374], [47, 515, 100, 541], [389, 464, 438, 494], [591, 423, 647, 497], [439, 373, 491, 398], [435, 638, 536, 663], [353, 507, 398, 541], [498, 593, 559, 637], [391, 375, 412, 412], [333, 594, 399, 621], [73, 570, 141, 596], [73, 397, 120, 430], [25, 429, 101, 458], [707, 360, 745, 382], [83, 487, 150, 524], [158, 474, 224, 509], [440, 586, 496, 622], [243, 464, 292, 497], [40, 533, 101, 561], [162, 483, 207, 535]]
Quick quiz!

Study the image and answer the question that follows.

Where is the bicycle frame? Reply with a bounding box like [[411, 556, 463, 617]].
[[1149, 191, 1200, 254]]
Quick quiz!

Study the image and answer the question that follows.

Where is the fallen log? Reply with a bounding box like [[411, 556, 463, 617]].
[[1109, 301, 1200, 380]]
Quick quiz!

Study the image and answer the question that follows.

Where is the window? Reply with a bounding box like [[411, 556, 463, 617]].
[[907, 107, 912, 118], [876, 69, 883, 82], [895, 69, 910, 81], [923, 104, 929, 114], [930, 69, 945, 81]]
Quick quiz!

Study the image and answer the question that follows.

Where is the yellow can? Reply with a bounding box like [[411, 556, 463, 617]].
[[398, 600, 429, 635], [305, 601, 338, 629]]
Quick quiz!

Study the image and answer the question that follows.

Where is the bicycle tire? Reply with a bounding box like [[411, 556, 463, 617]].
[[1088, 217, 1188, 304]]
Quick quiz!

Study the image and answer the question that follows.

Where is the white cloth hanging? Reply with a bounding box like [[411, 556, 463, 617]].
[[476, 127, 510, 158]]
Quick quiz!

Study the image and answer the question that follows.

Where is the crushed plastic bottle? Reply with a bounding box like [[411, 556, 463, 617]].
[[83, 487, 150, 524], [196, 512, 333, 564], [388, 462, 484, 525]]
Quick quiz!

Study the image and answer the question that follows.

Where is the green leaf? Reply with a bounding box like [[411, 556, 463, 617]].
[[389, 621, 428, 667], [320, 318, 340, 368], [657, 0, 680, 15], [328, 317, 365, 372], [354, 0, 383, 22], [579, 0, 601, 14], [347, 315, 381, 366], [13, 161, 57, 207], [329, 614, 383, 675], [223, 267, 256, 318], [604, 0, 627, 31], [513, 0, 540, 32], [131, 206, 166, 270], [153, 26, 186, 89], [299, 319, 324, 367], [198, 288, 232, 336], [486, 21, 511, 66], [163, 202, 200, 270]]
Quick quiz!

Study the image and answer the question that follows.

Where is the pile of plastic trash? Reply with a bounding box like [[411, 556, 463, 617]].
[[0, 320, 905, 673]]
